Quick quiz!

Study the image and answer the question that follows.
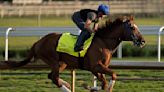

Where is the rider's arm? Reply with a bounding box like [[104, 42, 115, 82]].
[[84, 12, 97, 33], [93, 15, 101, 32], [84, 19, 94, 33], [93, 23, 99, 31], [84, 19, 92, 29]]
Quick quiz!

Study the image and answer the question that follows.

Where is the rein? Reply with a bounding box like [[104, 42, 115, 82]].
[[96, 35, 122, 41]]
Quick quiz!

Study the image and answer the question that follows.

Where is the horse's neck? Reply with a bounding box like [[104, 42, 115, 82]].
[[101, 38, 122, 53], [95, 22, 124, 53], [98, 28, 123, 53]]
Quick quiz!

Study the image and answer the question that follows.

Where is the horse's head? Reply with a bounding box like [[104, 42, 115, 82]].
[[121, 16, 145, 48], [96, 15, 145, 48]]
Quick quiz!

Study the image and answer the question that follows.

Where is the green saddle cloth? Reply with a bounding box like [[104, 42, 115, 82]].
[[56, 33, 94, 57]]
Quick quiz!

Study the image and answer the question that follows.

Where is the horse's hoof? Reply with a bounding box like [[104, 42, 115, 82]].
[[82, 83, 91, 90], [60, 85, 71, 92], [101, 84, 108, 90], [65, 83, 71, 89], [90, 87, 101, 92]]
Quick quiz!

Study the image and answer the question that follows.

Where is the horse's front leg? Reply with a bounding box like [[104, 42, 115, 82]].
[[92, 72, 108, 90], [101, 48, 117, 92], [92, 61, 117, 92]]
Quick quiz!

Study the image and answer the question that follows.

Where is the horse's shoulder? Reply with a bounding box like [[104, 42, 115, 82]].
[[86, 37, 107, 53]]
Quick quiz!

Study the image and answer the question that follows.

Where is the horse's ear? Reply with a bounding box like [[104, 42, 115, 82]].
[[129, 15, 134, 20]]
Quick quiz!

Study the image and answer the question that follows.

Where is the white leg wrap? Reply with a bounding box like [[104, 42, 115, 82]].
[[109, 80, 115, 88], [91, 86, 101, 91], [60, 85, 71, 92], [106, 80, 116, 92], [59, 79, 70, 86]]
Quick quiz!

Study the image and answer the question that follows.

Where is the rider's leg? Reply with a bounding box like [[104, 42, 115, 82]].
[[74, 30, 91, 51], [72, 11, 91, 52]]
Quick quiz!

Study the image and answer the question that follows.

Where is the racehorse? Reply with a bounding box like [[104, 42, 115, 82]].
[[0, 16, 145, 92]]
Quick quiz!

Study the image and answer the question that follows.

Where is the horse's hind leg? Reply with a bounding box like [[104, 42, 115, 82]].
[[48, 61, 71, 92], [49, 68, 71, 92], [92, 73, 108, 90], [48, 63, 70, 89], [49, 65, 61, 87]]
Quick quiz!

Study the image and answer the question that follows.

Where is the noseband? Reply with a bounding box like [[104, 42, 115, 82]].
[[123, 21, 141, 46]]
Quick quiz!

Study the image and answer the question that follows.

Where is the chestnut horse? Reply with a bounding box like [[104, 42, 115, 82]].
[[1, 16, 145, 92]]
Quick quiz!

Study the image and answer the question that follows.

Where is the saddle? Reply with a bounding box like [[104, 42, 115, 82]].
[[56, 33, 94, 57]]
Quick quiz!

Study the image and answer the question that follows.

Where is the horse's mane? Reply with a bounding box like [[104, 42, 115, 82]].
[[95, 17, 124, 36], [98, 17, 124, 32]]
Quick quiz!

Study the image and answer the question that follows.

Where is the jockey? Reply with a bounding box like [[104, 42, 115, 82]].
[[72, 4, 109, 52]]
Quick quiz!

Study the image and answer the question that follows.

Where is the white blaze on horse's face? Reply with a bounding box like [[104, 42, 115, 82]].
[[133, 24, 140, 32], [132, 23, 146, 48], [132, 23, 141, 37]]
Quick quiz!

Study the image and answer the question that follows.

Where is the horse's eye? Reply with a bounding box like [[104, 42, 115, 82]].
[[130, 26, 135, 30], [127, 20, 130, 22]]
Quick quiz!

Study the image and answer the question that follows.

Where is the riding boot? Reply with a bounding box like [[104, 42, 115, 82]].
[[74, 30, 91, 52]]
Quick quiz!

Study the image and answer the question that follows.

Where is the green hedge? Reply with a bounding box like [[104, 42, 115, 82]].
[[0, 45, 163, 59], [0, 49, 29, 59], [121, 44, 161, 57]]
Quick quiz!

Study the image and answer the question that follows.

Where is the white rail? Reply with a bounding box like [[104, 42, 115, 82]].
[[5, 27, 14, 61], [158, 26, 164, 62]]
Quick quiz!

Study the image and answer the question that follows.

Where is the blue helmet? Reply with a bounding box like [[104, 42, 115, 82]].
[[98, 4, 109, 15]]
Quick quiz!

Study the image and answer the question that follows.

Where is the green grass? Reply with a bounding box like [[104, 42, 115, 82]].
[[122, 35, 164, 45], [0, 69, 164, 92], [135, 17, 164, 26], [0, 16, 163, 27], [0, 16, 74, 27], [0, 37, 39, 50]]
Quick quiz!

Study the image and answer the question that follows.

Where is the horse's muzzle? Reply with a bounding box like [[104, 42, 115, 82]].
[[133, 40, 146, 48]]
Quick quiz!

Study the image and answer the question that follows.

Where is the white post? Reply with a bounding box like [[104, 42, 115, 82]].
[[117, 43, 122, 59], [5, 27, 14, 61], [93, 76, 97, 87], [71, 70, 75, 92], [1, 8, 4, 18], [158, 26, 164, 62]]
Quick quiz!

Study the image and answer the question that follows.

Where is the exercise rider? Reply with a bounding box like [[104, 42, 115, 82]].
[[72, 4, 109, 52]]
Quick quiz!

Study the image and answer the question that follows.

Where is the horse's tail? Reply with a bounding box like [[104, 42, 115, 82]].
[[0, 44, 35, 69]]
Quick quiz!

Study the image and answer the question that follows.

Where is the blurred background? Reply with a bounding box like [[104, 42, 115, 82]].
[[0, 0, 164, 92], [0, 0, 163, 26]]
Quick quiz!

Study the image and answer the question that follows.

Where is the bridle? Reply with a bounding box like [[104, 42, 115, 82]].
[[123, 20, 142, 47]]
